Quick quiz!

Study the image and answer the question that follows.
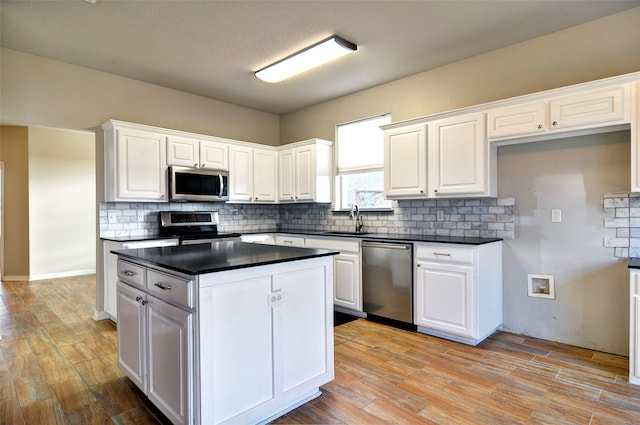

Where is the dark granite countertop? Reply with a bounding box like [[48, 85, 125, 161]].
[[629, 258, 640, 269], [112, 240, 338, 275], [103, 230, 501, 246]]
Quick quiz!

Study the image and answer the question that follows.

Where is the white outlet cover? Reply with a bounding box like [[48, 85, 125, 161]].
[[551, 208, 562, 223], [528, 274, 555, 299]]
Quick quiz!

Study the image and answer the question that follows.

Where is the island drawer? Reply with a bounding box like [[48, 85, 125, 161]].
[[147, 269, 194, 309], [117, 260, 146, 288], [415, 243, 475, 264]]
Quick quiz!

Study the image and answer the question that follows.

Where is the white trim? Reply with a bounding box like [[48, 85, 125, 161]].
[[28, 268, 96, 281], [93, 310, 111, 321]]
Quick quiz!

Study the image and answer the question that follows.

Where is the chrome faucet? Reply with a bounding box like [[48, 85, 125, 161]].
[[349, 204, 364, 233]]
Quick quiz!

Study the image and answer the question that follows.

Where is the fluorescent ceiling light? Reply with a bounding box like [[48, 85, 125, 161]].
[[255, 36, 357, 84]]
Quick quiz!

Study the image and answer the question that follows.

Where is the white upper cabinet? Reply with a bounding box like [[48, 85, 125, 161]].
[[278, 139, 333, 203], [633, 82, 640, 192], [487, 84, 631, 141], [549, 85, 629, 130], [229, 145, 277, 203], [384, 123, 428, 199], [103, 122, 168, 202], [167, 136, 228, 170], [487, 102, 547, 139], [428, 112, 496, 197]]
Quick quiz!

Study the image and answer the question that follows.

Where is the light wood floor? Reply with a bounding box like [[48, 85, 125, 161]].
[[1, 275, 640, 424]]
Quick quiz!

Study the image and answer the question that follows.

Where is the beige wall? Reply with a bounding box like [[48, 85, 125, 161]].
[[0, 126, 30, 278], [280, 7, 640, 143], [0, 48, 280, 146], [28, 127, 96, 279]]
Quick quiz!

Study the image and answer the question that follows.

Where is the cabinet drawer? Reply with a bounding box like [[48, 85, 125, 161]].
[[147, 269, 194, 309], [415, 244, 475, 264], [304, 237, 360, 253], [117, 260, 146, 288]]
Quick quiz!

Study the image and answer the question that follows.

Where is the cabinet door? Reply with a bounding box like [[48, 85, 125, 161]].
[[200, 140, 228, 170], [116, 282, 146, 391], [549, 85, 629, 130], [634, 83, 640, 193], [278, 265, 331, 392], [295, 145, 316, 201], [428, 113, 490, 197], [278, 148, 296, 202], [167, 136, 199, 168], [116, 128, 167, 201], [207, 275, 276, 423], [228, 145, 253, 201], [415, 261, 475, 338], [630, 270, 640, 385], [486, 102, 546, 139], [384, 124, 427, 198], [147, 296, 192, 425], [253, 148, 278, 203], [334, 252, 361, 312]]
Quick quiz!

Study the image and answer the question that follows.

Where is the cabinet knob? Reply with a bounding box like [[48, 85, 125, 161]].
[[141, 300, 147, 305], [290, 196, 294, 200], [420, 190, 424, 194], [136, 296, 142, 302], [194, 163, 198, 168], [434, 189, 438, 193], [255, 197, 259, 201], [552, 121, 558, 126], [417, 264, 421, 268], [537, 124, 542, 129], [201, 163, 205, 168]]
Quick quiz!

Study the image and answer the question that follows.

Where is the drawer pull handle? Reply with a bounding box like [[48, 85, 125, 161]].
[[433, 252, 451, 256], [155, 283, 172, 290], [120, 270, 136, 277]]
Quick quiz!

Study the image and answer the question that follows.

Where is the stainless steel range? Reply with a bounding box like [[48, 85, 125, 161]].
[[159, 211, 241, 245]]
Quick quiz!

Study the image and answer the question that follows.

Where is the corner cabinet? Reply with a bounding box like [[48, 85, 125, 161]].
[[414, 241, 502, 345], [278, 139, 333, 203], [384, 123, 428, 199], [228, 145, 278, 203], [428, 112, 496, 198], [102, 121, 168, 202]]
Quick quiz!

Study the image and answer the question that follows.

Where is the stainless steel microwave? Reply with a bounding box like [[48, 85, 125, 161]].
[[169, 166, 229, 202]]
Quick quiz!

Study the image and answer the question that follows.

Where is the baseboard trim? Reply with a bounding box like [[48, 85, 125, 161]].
[[28, 269, 96, 281], [1, 275, 30, 282]]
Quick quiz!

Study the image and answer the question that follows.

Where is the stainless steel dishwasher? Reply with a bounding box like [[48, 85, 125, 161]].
[[361, 240, 414, 328]]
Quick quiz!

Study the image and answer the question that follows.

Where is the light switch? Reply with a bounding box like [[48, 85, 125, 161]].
[[551, 208, 562, 223]]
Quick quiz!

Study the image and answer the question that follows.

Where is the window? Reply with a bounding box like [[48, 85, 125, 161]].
[[335, 114, 392, 210]]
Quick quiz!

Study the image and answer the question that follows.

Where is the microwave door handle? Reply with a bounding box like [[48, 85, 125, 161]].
[[219, 174, 224, 198]]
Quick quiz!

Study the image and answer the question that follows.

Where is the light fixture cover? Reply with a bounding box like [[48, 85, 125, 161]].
[[255, 36, 357, 84]]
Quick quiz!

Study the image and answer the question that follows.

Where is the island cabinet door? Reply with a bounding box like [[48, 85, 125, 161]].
[[146, 296, 192, 425], [116, 282, 146, 392], [277, 264, 334, 393], [199, 275, 277, 424]]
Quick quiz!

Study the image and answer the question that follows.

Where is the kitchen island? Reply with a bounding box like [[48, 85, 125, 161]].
[[112, 241, 338, 425]]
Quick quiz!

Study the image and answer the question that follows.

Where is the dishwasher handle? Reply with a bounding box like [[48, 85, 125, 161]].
[[362, 241, 411, 250]]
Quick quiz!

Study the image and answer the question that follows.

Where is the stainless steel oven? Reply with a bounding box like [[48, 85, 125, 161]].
[[159, 211, 240, 244]]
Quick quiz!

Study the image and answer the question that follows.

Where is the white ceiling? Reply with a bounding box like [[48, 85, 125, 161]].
[[2, 1, 639, 115]]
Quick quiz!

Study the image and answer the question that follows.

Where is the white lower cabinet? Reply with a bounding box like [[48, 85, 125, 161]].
[[116, 255, 334, 425], [630, 269, 640, 385], [304, 237, 362, 313], [117, 264, 194, 425], [414, 241, 502, 345]]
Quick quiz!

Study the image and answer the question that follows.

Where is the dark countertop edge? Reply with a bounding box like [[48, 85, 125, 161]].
[[629, 258, 640, 269], [113, 248, 338, 276], [102, 231, 502, 246], [101, 235, 180, 243]]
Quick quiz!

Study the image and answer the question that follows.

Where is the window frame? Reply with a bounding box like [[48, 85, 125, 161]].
[[333, 114, 393, 212]]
